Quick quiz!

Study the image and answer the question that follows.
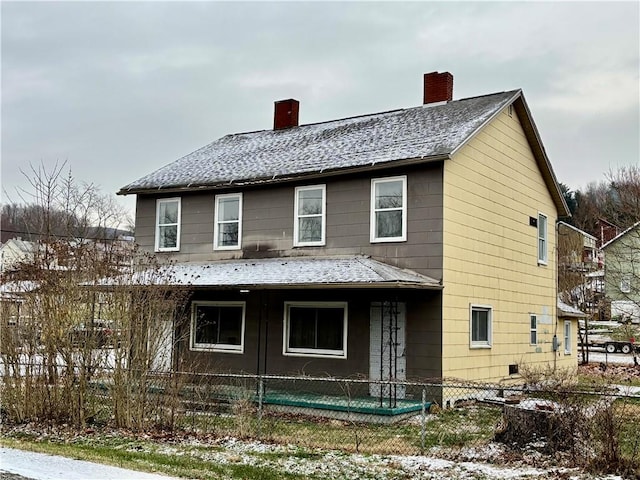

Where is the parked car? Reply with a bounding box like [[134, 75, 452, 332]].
[[70, 320, 119, 348]]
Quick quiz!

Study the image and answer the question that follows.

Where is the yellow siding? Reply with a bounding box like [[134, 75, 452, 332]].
[[442, 107, 576, 381]]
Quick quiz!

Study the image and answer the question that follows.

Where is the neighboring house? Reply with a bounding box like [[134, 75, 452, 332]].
[[118, 71, 573, 386], [602, 222, 640, 323], [598, 218, 621, 248], [557, 222, 599, 272], [557, 222, 604, 320], [0, 238, 36, 274]]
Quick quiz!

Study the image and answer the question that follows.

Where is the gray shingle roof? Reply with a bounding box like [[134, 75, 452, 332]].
[[120, 91, 520, 194], [113, 256, 441, 289]]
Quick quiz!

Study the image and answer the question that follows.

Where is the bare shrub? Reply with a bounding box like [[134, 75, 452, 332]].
[[496, 363, 640, 476], [1, 163, 190, 431]]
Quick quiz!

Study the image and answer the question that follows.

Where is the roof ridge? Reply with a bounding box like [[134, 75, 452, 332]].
[[223, 90, 521, 138]]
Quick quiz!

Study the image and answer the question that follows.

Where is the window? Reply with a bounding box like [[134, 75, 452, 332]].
[[530, 315, 537, 345], [371, 176, 407, 242], [214, 193, 242, 250], [564, 320, 572, 354], [537, 213, 548, 264], [294, 185, 326, 246], [155, 198, 181, 251], [470, 305, 492, 348], [191, 301, 245, 353], [283, 302, 347, 358], [620, 275, 631, 294]]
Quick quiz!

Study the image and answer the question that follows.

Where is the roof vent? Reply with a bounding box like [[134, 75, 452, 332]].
[[274, 99, 299, 130], [423, 71, 453, 104]]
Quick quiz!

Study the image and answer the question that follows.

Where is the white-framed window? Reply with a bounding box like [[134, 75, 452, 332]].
[[155, 198, 181, 252], [470, 304, 492, 348], [214, 193, 242, 250], [371, 176, 407, 242], [564, 320, 572, 354], [530, 314, 538, 345], [283, 302, 347, 358], [294, 185, 326, 246], [620, 275, 631, 294], [190, 301, 245, 353], [537, 213, 548, 264]]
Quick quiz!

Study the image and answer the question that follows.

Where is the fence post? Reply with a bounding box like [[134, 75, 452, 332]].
[[421, 387, 426, 454], [191, 385, 195, 432], [257, 375, 263, 439]]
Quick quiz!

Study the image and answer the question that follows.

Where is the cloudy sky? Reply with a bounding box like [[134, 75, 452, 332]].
[[2, 1, 639, 221]]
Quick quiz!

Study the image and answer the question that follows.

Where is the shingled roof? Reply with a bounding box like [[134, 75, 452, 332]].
[[93, 256, 442, 290], [119, 88, 569, 216], [119, 90, 520, 194]]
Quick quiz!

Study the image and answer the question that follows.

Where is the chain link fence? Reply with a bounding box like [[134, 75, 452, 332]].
[[111, 371, 640, 466], [2, 362, 640, 473]]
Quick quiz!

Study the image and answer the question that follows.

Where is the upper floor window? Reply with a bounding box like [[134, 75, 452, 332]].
[[190, 301, 245, 353], [470, 304, 492, 348], [214, 193, 242, 250], [538, 213, 548, 264], [294, 185, 326, 246], [155, 198, 181, 252], [371, 176, 407, 242], [620, 275, 631, 294], [283, 302, 347, 358]]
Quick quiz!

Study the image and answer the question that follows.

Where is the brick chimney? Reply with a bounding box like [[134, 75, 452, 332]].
[[423, 71, 453, 104], [274, 99, 299, 130]]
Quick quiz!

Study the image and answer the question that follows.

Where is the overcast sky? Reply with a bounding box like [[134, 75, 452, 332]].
[[2, 1, 639, 222]]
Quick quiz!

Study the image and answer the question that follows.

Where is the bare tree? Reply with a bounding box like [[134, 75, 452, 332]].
[[1, 163, 190, 429]]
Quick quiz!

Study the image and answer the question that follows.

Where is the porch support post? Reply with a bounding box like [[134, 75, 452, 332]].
[[421, 387, 427, 453]]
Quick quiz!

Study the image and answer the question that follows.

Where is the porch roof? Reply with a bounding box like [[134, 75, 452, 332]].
[[125, 256, 442, 290]]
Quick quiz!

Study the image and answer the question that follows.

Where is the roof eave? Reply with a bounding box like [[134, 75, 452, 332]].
[[87, 281, 443, 291], [117, 154, 450, 196]]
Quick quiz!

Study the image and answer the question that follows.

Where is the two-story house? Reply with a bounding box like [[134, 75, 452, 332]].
[[119, 71, 574, 386], [602, 222, 640, 323]]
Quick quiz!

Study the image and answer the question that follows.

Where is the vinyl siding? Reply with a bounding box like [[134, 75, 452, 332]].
[[441, 107, 575, 381], [134, 164, 444, 280], [175, 289, 442, 379]]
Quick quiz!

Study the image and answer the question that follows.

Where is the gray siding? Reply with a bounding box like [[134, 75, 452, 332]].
[[175, 289, 442, 379], [135, 163, 444, 280]]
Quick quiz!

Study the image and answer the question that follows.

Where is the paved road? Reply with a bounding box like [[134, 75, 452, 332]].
[[581, 349, 638, 366], [0, 448, 184, 480]]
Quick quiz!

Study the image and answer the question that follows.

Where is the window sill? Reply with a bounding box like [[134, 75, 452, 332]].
[[370, 237, 407, 244], [190, 345, 244, 354], [283, 351, 346, 359], [469, 344, 492, 350]]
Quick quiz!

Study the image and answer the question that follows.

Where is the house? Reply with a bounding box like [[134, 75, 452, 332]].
[[557, 222, 605, 320], [557, 221, 599, 272], [0, 238, 36, 274], [118, 71, 574, 387], [601, 222, 640, 323]]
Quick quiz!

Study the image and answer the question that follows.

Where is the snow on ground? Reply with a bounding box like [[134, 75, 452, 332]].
[[1, 430, 631, 480]]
